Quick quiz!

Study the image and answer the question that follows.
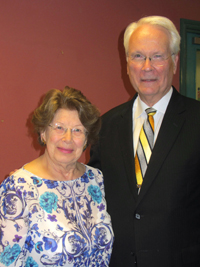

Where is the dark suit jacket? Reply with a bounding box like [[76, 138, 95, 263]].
[[89, 88, 200, 267]]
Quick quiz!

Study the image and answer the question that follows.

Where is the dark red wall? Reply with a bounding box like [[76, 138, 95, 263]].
[[1, 0, 200, 180]]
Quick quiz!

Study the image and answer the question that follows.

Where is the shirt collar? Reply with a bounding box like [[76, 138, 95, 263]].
[[135, 87, 173, 118]]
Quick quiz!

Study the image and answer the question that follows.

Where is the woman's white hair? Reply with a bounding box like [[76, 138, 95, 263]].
[[124, 16, 181, 58]]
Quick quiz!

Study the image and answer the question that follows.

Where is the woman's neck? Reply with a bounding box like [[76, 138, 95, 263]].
[[25, 153, 85, 181]]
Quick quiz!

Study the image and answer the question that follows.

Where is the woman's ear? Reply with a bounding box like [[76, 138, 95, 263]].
[[40, 131, 46, 145], [83, 140, 87, 151]]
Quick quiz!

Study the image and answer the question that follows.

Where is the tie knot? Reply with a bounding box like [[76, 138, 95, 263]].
[[145, 108, 156, 117]]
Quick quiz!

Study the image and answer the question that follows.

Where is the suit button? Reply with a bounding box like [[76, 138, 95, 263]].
[[135, 213, 140, 219], [130, 251, 135, 256], [130, 252, 137, 265]]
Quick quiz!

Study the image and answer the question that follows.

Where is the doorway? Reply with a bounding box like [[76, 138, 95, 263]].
[[180, 19, 200, 100]]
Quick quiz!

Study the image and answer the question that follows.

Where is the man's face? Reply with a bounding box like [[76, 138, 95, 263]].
[[127, 24, 178, 106]]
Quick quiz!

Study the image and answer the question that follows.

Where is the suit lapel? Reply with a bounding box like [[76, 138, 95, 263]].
[[117, 95, 138, 199], [137, 88, 186, 204]]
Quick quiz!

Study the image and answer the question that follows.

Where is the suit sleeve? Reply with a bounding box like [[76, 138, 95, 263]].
[[88, 142, 102, 171]]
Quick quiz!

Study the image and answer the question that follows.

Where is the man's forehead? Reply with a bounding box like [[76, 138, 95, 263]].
[[128, 24, 171, 50], [132, 24, 170, 38]]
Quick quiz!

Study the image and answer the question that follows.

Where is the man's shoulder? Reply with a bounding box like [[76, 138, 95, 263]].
[[102, 97, 136, 121], [177, 91, 200, 110], [171, 87, 200, 112]]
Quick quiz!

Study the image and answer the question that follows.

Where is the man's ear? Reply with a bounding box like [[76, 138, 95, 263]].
[[173, 54, 179, 74], [127, 63, 130, 75]]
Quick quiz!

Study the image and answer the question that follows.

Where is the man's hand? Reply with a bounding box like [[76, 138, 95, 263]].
[[9, 169, 18, 176]]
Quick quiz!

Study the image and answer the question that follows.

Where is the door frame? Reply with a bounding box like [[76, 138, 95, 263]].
[[180, 19, 200, 97]]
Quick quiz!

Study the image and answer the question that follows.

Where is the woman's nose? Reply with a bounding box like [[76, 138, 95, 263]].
[[62, 129, 73, 142]]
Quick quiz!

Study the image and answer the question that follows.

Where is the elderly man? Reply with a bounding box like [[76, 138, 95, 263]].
[[89, 16, 200, 267]]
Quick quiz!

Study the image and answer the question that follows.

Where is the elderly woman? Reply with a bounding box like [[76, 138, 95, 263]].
[[0, 87, 114, 267]]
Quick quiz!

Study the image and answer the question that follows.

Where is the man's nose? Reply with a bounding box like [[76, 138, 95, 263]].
[[142, 57, 153, 71]]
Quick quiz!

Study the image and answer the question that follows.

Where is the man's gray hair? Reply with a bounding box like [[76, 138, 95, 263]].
[[124, 16, 181, 58]]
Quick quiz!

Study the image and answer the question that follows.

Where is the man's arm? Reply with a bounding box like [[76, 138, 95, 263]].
[[88, 142, 102, 170]]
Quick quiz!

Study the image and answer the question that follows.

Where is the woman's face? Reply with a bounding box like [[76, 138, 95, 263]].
[[41, 108, 87, 168]]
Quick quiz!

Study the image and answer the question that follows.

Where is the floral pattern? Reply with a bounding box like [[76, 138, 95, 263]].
[[39, 192, 58, 213], [88, 185, 102, 204], [0, 165, 114, 266]]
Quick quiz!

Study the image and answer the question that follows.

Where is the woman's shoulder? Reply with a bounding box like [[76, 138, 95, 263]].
[[0, 166, 34, 192], [84, 164, 104, 185], [23, 157, 42, 176], [5, 166, 29, 181], [85, 164, 102, 175]]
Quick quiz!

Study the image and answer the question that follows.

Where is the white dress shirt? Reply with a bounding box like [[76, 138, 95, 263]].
[[133, 87, 173, 156]]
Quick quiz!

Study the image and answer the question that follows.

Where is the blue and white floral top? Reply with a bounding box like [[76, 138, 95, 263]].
[[0, 165, 114, 267]]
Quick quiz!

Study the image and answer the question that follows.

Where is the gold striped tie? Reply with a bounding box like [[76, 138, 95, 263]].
[[135, 108, 156, 190]]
